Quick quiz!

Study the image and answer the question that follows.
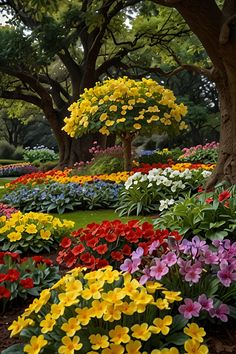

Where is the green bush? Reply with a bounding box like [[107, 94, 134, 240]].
[[0, 141, 15, 159], [74, 155, 124, 176], [139, 148, 182, 164], [12, 146, 24, 160]]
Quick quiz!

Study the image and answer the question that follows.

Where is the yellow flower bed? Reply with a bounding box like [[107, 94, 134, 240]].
[[0, 211, 74, 253], [9, 267, 208, 354]]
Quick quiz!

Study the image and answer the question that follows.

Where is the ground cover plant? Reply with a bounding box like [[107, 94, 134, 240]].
[[0, 252, 59, 313], [0, 203, 18, 218], [120, 236, 236, 323], [178, 142, 219, 164], [0, 163, 38, 177], [117, 167, 212, 216], [4, 266, 209, 354], [0, 211, 74, 253], [155, 183, 236, 241], [138, 148, 182, 165], [23, 145, 58, 164], [56, 220, 181, 270]]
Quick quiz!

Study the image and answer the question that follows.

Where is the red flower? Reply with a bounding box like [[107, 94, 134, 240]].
[[198, 186, 204, 193], [0, 273, 7, 282], [122, 244, 132, 255], [0, 285, 11, 299], [97, 259, 109, 268], [60, 237, 72, 248], [218, 190, 231, 202], [104, 232, 118, 242], [6, 269, 20, 282], [86, 238, 99, 248], [32, 256, 43, 263], [20, 278, 34, 289], [205, 197, 213, 204], [72, 244, 85, 256], [41, 257, 53, 266], [95, 244, 108, 255], [111, 251, 124, 261], [224, 201, 230, 208]]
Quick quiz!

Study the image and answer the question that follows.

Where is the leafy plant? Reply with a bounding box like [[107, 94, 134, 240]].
[[0, 252, 59, 313], [178, 142, 219, 164], [154, 182, 236, 241], [23, 145, 58, 163], [5, 267, 208, 354], [139, 148, 182, 164], [0, 211, 74, 253]]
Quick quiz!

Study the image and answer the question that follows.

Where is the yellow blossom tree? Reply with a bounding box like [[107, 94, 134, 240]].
[[63, 77, 188, 170]]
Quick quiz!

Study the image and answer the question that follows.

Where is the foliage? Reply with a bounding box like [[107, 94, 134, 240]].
[[0, 211, 74, 253], [63, 77, 188, 138], [5, 266, 208, 354], [75, 155, 124, 176], [23, 145, 59, 163], [2, 181, 123, 214], [0, 203, 18, 218], [154, 183, 236, 241], [138, 148, 182, 165], [0, 252, 59, 313], [120, 236, 235, 322], [0, 163, 38, 177], [56, 219, 181, 270], [0, 141, 15, 159], [178, 142, 219, 164], [117, 168, 212, 216]]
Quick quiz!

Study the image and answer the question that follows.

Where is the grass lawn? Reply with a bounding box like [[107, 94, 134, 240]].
[[0, 178, 12, 199], [53, 209, 155, 229]]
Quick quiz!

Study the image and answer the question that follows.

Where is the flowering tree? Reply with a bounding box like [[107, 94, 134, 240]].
[[63, 77, 188, 170]]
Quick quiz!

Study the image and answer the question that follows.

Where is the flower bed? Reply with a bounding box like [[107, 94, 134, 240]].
[[5, 267, 208, 354], [117, 167, 212, 215], [2, 181, 123, 214], [0, 252, 59, 312], [178, 142, 219, 163], [0, 211, 74, 253], [0, 163, 38, 177], [0, 203, 18, 218], [57, 220, 181, 270]]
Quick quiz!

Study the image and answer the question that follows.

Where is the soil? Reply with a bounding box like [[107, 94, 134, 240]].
[[1, 305, 236, 353]]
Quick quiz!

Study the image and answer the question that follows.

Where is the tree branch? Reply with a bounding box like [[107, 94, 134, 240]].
[[0, 88, 43, 108]]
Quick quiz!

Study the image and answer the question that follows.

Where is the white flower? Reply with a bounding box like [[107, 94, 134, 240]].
[[202, 170, 212, 178]]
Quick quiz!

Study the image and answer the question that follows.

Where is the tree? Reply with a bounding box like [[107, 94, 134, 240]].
[[151, 0, 236, 187], [0, 0, 189, 168], [63, 77, 187, 170]]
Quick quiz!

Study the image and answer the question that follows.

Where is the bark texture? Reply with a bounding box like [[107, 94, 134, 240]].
[[121, 133, 134, 171]]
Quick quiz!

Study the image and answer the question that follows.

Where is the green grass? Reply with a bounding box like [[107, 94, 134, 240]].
[[53, 209, 154, 229], [0, 179, 12, 199], [0, 159, 24, 165]]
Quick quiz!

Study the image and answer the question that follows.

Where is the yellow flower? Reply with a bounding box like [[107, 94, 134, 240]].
[[109, 105, 118, 112], [8, 317, 34, 337], [151, 348, 179, 354], [102, 288, 125, 305], [116, 301, 137, 315], [117, 118, 126, 123], [102, 344, 124, 354], [100, 113, 108, 121], [149, 315, 172, 335], [65, 279, 82, 293], [25, 224, 37, 233], [126, 340, 142, 354], [153, 298, 170, 310], [40, 229, 51, 240], [24, 335, 48, 354], [99, 126, 110, 135], [184, 323, 206, 343], [162, 291, 182, 303], [58, 292, 79, 307], [40, 314, 56, 333], [58, 336, 83, 353], [184, 339, 208, 354], [91, 300, 107, 318], [75, 307, 92, 325], [105, 120, 115, 126], [82, 281, 103, 300], [131, 323, 151, 341], [61, 317, 81, 337], [146, 281, 164, 293], [89, 334, 109, 350], [103, 304, 122, 322], [133, 123, 142, 130], [7, 231, 22, 242], [50, 303, 65, 319], [109, 325, 130, 344]]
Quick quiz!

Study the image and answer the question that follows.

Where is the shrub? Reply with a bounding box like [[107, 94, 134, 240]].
[[56, 220, 181, 270], [117, 168, 212, 216], [0, 211, 74, 253], [78, 155, 124, 175], [138, 148, 182, 165], [0, 252, 59, 312], [12, 146, 24, 160], [178, 142, 219, 164], [120, 236, 236, 323], [5, 267, 208, 353], [2, 181, 123, 214], [23, 145, 59, 163], [0, 141, 15, 159], [154, 183, 236, 241]]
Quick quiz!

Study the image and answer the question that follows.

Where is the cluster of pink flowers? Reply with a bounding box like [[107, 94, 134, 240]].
[[89, 141, 123, 157], [120, 236, 236, 322], [0, 203, 18, 218], [181, 142, 219, 157]]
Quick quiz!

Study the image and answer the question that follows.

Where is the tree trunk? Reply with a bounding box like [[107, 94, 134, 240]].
[[121, 133, 134, 171]]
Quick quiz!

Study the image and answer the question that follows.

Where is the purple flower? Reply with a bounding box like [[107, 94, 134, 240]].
[[201, 250, 218, 265], [209, 304, 229, 322], [198, 294, 213, 311], [131, 247, 144, 261], [120, 258, 140, 273], [162, 252, 177, 266], [184, 265, 202, 283], [139, 267, 151, 285], [217, 261, 236, 287], [179, 298, 202, 319], [150, 259, 169, 280], [148, 240, 160, 255]]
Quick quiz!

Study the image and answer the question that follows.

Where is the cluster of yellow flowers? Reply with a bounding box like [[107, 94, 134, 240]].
[[0, 211, 74, 252], [63, 77, 188, 138], [9, 267, 208, 354]]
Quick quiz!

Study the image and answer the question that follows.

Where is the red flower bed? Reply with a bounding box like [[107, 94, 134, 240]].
[[57, 220, 181, 270]]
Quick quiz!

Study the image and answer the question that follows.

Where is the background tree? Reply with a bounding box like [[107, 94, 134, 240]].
[[0, 0, 189, 168]]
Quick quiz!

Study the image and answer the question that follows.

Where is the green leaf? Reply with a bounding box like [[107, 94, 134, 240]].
[[1, 344, 24, 354]]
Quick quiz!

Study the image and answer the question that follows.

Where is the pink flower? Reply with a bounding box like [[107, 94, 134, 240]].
[[150, 259, 169, 280], [120, 258, 140, 273], [162, 252, 177, 266], [198, 294, 213, 311], [179, 298, 201, 319], [217, 261, 236, 287], [209, 304, 229, 322], [184, 265, 202, 283]]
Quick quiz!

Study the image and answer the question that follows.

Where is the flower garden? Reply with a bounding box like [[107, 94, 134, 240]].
[[0, 77, 235, 354]]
